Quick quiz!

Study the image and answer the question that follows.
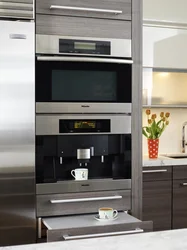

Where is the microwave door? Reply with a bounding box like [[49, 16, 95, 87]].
[[36, 56, 132, 114]]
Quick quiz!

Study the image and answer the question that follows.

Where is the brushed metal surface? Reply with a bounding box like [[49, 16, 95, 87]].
[[0, 21, 35, 246], [50, 5, 123, 14], [36, 114, 131, 135], [50, 195, 122, 204], [37, 56, 133, 64], [0, 0, 34, 19], [62, 229, 144, 240], [36, 34, 131, 58], [36, 103, 131, 115], [77, 148, 90, 160], [36, 179, 131, 195]]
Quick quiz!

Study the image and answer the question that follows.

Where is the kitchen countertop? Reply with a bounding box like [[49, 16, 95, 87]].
[[1, 229, 187, 250], [143, 155, 187, 166]]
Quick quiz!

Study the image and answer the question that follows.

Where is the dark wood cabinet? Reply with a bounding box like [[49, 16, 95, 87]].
[[173, 166, 187, 229], [143, 166, 172, 231]]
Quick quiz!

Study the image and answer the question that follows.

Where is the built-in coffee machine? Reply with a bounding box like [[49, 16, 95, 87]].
[[36, 114, 131, 194]]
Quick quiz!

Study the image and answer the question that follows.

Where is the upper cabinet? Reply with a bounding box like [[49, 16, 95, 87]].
[[36, 0, 131, 21], [143, 26, 187, 69], [143, 0, 187, 24], [0, 0, 34, 19]]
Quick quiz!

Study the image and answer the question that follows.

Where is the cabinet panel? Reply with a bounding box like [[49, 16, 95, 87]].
[[173, 166, 187, 180], [143, 68, 187, 106], [36, 0, 131, 20], [143, 0, 187, 24], [143, 166, 172, 182], [36, 14, 131, 39], [0, 0, 34, 19], [173, 179, 187, 229], [37, 190, 131, 217], [143, 26, 187, 68], [143, 180, 172, 231]]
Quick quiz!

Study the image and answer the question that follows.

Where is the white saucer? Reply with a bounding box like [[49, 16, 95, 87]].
[[94, 215, 118, 222]]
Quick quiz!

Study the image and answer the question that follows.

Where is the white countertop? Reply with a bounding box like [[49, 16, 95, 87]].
[[143, 155, 187, 166], [1, 229, 187, 250]]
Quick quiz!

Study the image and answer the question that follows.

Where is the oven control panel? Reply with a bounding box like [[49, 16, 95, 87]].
[[59, 39, 110, 55]]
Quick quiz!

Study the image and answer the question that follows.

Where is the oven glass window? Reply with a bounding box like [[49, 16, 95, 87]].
[[52, 70, 117, 101]]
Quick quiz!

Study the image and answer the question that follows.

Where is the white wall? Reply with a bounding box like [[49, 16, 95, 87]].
[[142, 108, 187, 155], [143, 0, 187, 24]]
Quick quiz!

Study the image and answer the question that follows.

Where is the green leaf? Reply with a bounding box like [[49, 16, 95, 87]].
[[142, 127, 148, 138]]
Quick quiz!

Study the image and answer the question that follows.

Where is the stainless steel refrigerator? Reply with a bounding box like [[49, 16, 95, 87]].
[[0, 20, 35, 246]]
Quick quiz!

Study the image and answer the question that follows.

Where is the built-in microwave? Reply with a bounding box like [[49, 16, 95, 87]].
[[36, 35, 132, 114]]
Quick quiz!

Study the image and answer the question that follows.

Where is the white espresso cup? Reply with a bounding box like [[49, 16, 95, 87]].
[[98, 207, 118, 219], [71, 168, 88, 181]]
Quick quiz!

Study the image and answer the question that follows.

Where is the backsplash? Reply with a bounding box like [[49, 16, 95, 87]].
[[142, 108, 187, 154]]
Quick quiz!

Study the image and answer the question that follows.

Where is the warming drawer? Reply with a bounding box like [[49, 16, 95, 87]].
[[39, 212, 153, 242], [36, 190, 131, 217]]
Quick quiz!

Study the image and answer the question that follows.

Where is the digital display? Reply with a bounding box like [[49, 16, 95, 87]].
[[74, 121, 96, 129], [74, 42, 96, 50]]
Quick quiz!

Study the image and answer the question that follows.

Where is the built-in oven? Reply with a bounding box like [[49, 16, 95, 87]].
[[36, 35, 132, 114]]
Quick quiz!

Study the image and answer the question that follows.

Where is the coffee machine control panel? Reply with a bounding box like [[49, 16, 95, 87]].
[[59, 119, 110, 133]]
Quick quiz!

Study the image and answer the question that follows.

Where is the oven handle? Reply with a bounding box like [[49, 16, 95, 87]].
[[62, 229, 144, 240], [50, 195, 122, 204], [37, 56, 133, 64], [50, 5, 123, 15]]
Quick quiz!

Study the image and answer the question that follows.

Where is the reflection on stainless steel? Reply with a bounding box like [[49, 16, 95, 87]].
[[0, 21, 35, 246], [37, 56, 133, 64]]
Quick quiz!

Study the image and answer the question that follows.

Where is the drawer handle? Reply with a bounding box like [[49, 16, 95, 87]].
[[62, 228, 144, 240], [37, 56, 133, 64], [50, 195, 122, 204], [181, 183, 187, 186], [50, 5, 123, 15], [143, 169, 168, 173]]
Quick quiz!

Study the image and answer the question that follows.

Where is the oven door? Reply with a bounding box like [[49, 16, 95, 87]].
[[36, 56, 132, 114]]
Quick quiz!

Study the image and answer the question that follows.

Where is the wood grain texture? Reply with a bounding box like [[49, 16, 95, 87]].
[[131, 0, 143, 220], [36, 14, 131, 38], [37, 190, 131, 217], [47, 221, 153, 242], [36, 0, 131, 20], [173, 179, 187, 229], [173, 165, 187, 180], [143, 166, 172, 182], [143, 180, 172, 231]]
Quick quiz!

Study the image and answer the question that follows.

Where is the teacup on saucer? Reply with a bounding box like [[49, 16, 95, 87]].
[[98, 207, 118, 220]]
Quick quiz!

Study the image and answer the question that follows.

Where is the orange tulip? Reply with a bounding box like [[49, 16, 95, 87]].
[[148, 119, 152, 124], [146, 109, 151, 115], [165, 112, 170, 118], [160, 112, 164, 118]]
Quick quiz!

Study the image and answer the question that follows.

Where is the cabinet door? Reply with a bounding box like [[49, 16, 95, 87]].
[[173, 179, 187, 229], [143, 180, 172, 231], [36, 0, 131, 21], [0, 0, 34, 19], [143, 26, 187, 69], [36, 14, 131, 39]]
